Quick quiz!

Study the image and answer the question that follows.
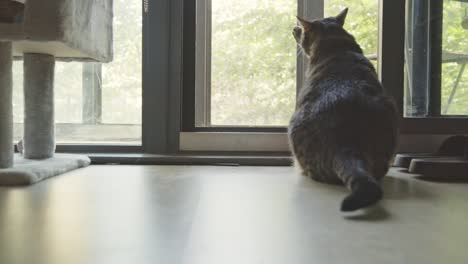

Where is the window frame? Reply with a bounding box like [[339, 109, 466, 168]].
[[387, 0, 468, 134], [45, 0, 177, 155], [179, 0, 468, 153], [179, 0, 323, 151], [180, 0, 375, 151]]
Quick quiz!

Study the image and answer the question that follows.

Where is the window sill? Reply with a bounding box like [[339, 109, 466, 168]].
[[88, 153, 292, 166], [180, 132, 465, 154], [60, 132, 462, 167], [179, 132, 288, 152]]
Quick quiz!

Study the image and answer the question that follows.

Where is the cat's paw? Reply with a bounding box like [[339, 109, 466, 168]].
[[340, 180, 383, 212]]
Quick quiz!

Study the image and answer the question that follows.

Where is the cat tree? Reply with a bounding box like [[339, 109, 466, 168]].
[[0, 0, 113, 185]]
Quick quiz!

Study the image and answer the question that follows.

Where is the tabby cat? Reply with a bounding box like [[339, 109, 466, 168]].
[[289, 8, 398, 212]]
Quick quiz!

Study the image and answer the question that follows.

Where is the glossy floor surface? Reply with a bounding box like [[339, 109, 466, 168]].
[[1, 165, 468, 264]]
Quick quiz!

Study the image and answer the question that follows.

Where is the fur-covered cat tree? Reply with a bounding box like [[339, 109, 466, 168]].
[[0, 0, 113, 185]]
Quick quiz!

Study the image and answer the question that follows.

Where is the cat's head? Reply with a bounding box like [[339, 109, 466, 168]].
[[293, 8, 349, 56]]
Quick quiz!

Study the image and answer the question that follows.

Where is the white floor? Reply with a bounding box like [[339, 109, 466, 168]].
[[0, 165, 467, 264]]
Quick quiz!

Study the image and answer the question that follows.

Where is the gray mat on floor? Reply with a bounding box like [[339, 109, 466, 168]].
[[0, 153, 90, 186]]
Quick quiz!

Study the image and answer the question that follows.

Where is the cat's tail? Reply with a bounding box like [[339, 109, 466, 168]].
[[333, 150, 383, 212]]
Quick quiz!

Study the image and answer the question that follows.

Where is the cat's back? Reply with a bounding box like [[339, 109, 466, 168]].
[[312, 50, 380, 91], [291, 51, 397, 145], [298, 52, 389, 117]]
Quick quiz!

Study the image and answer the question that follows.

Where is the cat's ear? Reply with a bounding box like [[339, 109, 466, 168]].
[[336, 8, 348, 26], [296, 16, 315, 31]]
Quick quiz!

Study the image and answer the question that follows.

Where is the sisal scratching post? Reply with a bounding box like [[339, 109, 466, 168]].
[[0, 42, 13, 168], [23, 53, 55, 159]]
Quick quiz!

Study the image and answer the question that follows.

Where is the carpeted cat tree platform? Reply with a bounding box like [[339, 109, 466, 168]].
[[0, 0, 113, 185]]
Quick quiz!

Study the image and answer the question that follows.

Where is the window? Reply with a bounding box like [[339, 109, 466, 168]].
[[441, 0, 468, 115], [405, 0, 468, 117], [181, 0, 380, 151], [193, 0, 379, 128], [399, 0, 468, 137], [12, 0, 142, 145]]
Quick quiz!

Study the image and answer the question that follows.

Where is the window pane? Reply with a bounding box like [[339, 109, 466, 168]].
[[55, 62, 84, 124], [208, 0, 297, 126], [405, 0, 468, 117], [441, 0, 468, 115], [12, 61, 23, 124], [12, 0, 142, 144]]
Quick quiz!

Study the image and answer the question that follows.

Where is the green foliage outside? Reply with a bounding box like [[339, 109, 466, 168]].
[[210, 0, 297, 126], [441, 1, 468, 115]]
